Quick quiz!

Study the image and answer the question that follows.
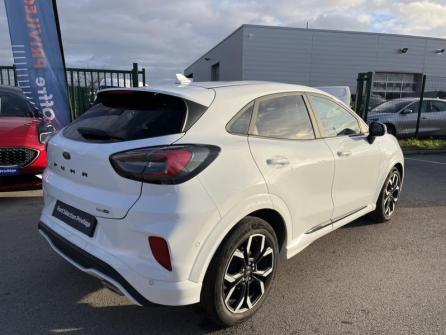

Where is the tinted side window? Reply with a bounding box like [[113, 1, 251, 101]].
[[253, 95, 314, 140], [406, 101, 427, 114], [227, 103, 254, 135], [430, 100, 446, 112], [309, 96, 360, 137]]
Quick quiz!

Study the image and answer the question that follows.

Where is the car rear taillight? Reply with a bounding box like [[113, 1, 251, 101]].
[[148, 236, 172, 271], [110, 145, 220, 184]]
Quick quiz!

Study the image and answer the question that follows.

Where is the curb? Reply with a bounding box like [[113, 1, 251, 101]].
[[403, 148, 446, 155]]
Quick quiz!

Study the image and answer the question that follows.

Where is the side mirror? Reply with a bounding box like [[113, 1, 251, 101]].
[[400, 109, 413, 115], [367, 122, 386, 144]]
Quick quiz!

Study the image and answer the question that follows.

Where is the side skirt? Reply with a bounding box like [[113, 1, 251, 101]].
[[284, 204, 375, 260]]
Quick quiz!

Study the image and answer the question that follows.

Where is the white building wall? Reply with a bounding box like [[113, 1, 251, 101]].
[[184, 27, 243, 81], [185, 25, 446, 92]]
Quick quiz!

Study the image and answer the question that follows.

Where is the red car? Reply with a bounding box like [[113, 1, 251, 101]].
[[0, 86, 54, 191]]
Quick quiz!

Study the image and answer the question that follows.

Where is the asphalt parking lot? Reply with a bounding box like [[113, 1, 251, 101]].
[[1, 154, 445, 335]]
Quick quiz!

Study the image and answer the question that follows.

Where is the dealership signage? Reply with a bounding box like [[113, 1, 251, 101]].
[[4, 0, 71, 129]]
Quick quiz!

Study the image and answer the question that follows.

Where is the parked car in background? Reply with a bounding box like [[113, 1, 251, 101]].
[[317, 86, 351, 107], [0, 86, 54, 191], [368, 98, 446, 137], [368, 94, 388, 110], [38, 82, 404, 326]]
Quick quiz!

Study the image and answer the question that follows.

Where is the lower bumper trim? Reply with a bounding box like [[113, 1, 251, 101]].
[[38, 221, 156, 307]]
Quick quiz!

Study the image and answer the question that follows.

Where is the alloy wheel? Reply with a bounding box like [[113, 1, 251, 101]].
[[384, 170, 400, 217], [223, 234, 274, 314]]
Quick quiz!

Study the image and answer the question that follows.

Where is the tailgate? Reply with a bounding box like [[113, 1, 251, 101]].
[[44, 132, 184, 219]]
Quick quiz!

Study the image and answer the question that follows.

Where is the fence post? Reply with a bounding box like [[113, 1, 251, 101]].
[[12, 64, 17, 86], [142, 68, 146, 86], [355, 73, 365, 116], [363, 71, 374, 121], [415, 74, 426, 138], [132, 63, 138, 87]]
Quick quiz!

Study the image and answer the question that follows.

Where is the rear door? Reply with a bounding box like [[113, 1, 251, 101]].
[[248, 93, 335, 238], [307, 94, 382, 220]]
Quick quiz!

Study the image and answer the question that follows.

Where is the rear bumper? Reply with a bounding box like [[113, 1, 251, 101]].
[[38, 218, 202, 306], [38, 222, 154, 306]]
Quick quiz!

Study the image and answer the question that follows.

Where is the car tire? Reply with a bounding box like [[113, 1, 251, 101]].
[[369, 167, 401, 223], [200, 216, 279, 327], [385, 123, 396, 136]]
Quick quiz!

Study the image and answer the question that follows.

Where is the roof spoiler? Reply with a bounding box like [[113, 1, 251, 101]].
[[176, 74, 192, 85]]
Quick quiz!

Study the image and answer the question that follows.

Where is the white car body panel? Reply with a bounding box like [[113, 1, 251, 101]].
[[248, 136, 335, 236], [323, 134, 382, 218], [39, 81, 404, 306], [45, 132, 185, 219]]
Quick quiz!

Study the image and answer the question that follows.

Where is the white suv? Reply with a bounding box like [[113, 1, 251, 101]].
[[39, 81, 404, 326]]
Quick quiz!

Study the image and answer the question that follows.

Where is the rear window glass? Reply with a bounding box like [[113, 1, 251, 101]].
[[63, 91, 206, 143]]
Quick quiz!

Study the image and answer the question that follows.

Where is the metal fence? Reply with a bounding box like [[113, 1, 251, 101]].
[[0, 63, 146, 119], [355, 72, 446, 138]]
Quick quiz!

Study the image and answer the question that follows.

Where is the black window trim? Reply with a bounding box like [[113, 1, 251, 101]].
[[305, 92, 366, 139]]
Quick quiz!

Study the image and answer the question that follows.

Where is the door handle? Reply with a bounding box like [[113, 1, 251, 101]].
[[266, 156, 289, 167], [422, 117, 428, 120], [337, 150, 352, 158]]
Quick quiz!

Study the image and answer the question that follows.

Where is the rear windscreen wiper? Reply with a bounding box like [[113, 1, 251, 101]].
[[77, 127, 124, 141]]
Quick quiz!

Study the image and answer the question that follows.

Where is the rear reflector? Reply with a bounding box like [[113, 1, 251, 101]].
[[148, 236, 172, 271]]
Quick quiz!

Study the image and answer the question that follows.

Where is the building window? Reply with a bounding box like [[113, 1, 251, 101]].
[[373, 72, 422, 99], [211, 63, 220, 81]]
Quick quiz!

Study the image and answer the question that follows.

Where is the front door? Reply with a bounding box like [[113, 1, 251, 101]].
[[307, 94, 382, 220], [397, 101, 427, 136]]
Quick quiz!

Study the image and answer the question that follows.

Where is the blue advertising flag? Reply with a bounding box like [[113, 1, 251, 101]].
[[4, 0, 71, 129]]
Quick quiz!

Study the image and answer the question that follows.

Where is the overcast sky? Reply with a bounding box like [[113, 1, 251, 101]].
[[1, 0, 446, 83]]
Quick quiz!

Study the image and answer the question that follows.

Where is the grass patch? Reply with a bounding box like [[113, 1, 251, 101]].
[[399, 138, 446, 149]]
